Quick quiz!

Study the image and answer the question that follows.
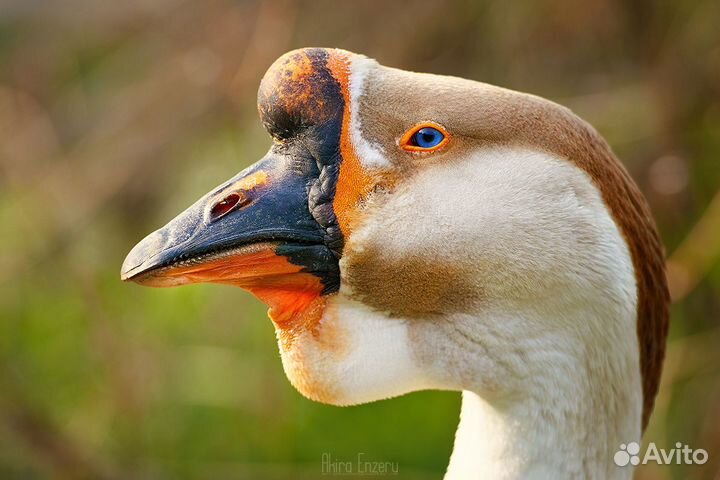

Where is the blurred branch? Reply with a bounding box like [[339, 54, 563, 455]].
[[666, 189, 720, 301], [660, 326, 720, 391]]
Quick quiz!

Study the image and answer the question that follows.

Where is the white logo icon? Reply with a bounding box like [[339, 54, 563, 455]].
[[614, 442, 641, 466]]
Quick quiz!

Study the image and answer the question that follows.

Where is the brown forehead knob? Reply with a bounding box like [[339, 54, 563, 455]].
[[257, 48, 345, 139]]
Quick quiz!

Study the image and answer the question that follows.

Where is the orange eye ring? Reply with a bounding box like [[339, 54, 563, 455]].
[[399, 121, 451, 152]]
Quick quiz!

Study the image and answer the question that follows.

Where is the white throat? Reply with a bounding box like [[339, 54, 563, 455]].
[[447, 385, 637, 480], [445, 304, 642, 479], [441, 264, 642, 480]]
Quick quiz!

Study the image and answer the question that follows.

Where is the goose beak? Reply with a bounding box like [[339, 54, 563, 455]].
[[120, 151, 338, 293]]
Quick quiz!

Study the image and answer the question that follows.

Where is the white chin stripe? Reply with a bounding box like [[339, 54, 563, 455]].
[[348, 56, 389, 169]]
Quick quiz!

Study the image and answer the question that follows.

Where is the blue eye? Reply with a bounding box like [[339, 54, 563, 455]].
[[401, 123, 450, 152], [411, 127, 445, 149]]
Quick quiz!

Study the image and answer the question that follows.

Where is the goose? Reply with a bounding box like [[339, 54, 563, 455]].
[[121, 48, 669, 479]]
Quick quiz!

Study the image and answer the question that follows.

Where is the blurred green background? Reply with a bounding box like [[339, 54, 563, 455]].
[[1, 0, 719, 479]]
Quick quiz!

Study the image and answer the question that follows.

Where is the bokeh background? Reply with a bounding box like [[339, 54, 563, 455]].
[[1, 0, 719, 478]]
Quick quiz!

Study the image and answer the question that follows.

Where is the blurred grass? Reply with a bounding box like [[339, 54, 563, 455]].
[[0, 0, 719, 478]]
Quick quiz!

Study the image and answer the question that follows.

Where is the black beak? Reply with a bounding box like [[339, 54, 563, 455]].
[[123, 47, 355, 297], [121, 150, 340, 293]]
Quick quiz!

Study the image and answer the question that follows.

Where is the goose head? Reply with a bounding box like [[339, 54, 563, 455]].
[[122, 48, 669, 478]]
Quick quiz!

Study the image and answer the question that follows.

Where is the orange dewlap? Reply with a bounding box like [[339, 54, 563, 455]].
[[158, 245, 326, 337], [327, 52, 375, 237]]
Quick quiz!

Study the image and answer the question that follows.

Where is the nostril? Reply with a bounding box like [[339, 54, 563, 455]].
[[210, 193, 250, 221]]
